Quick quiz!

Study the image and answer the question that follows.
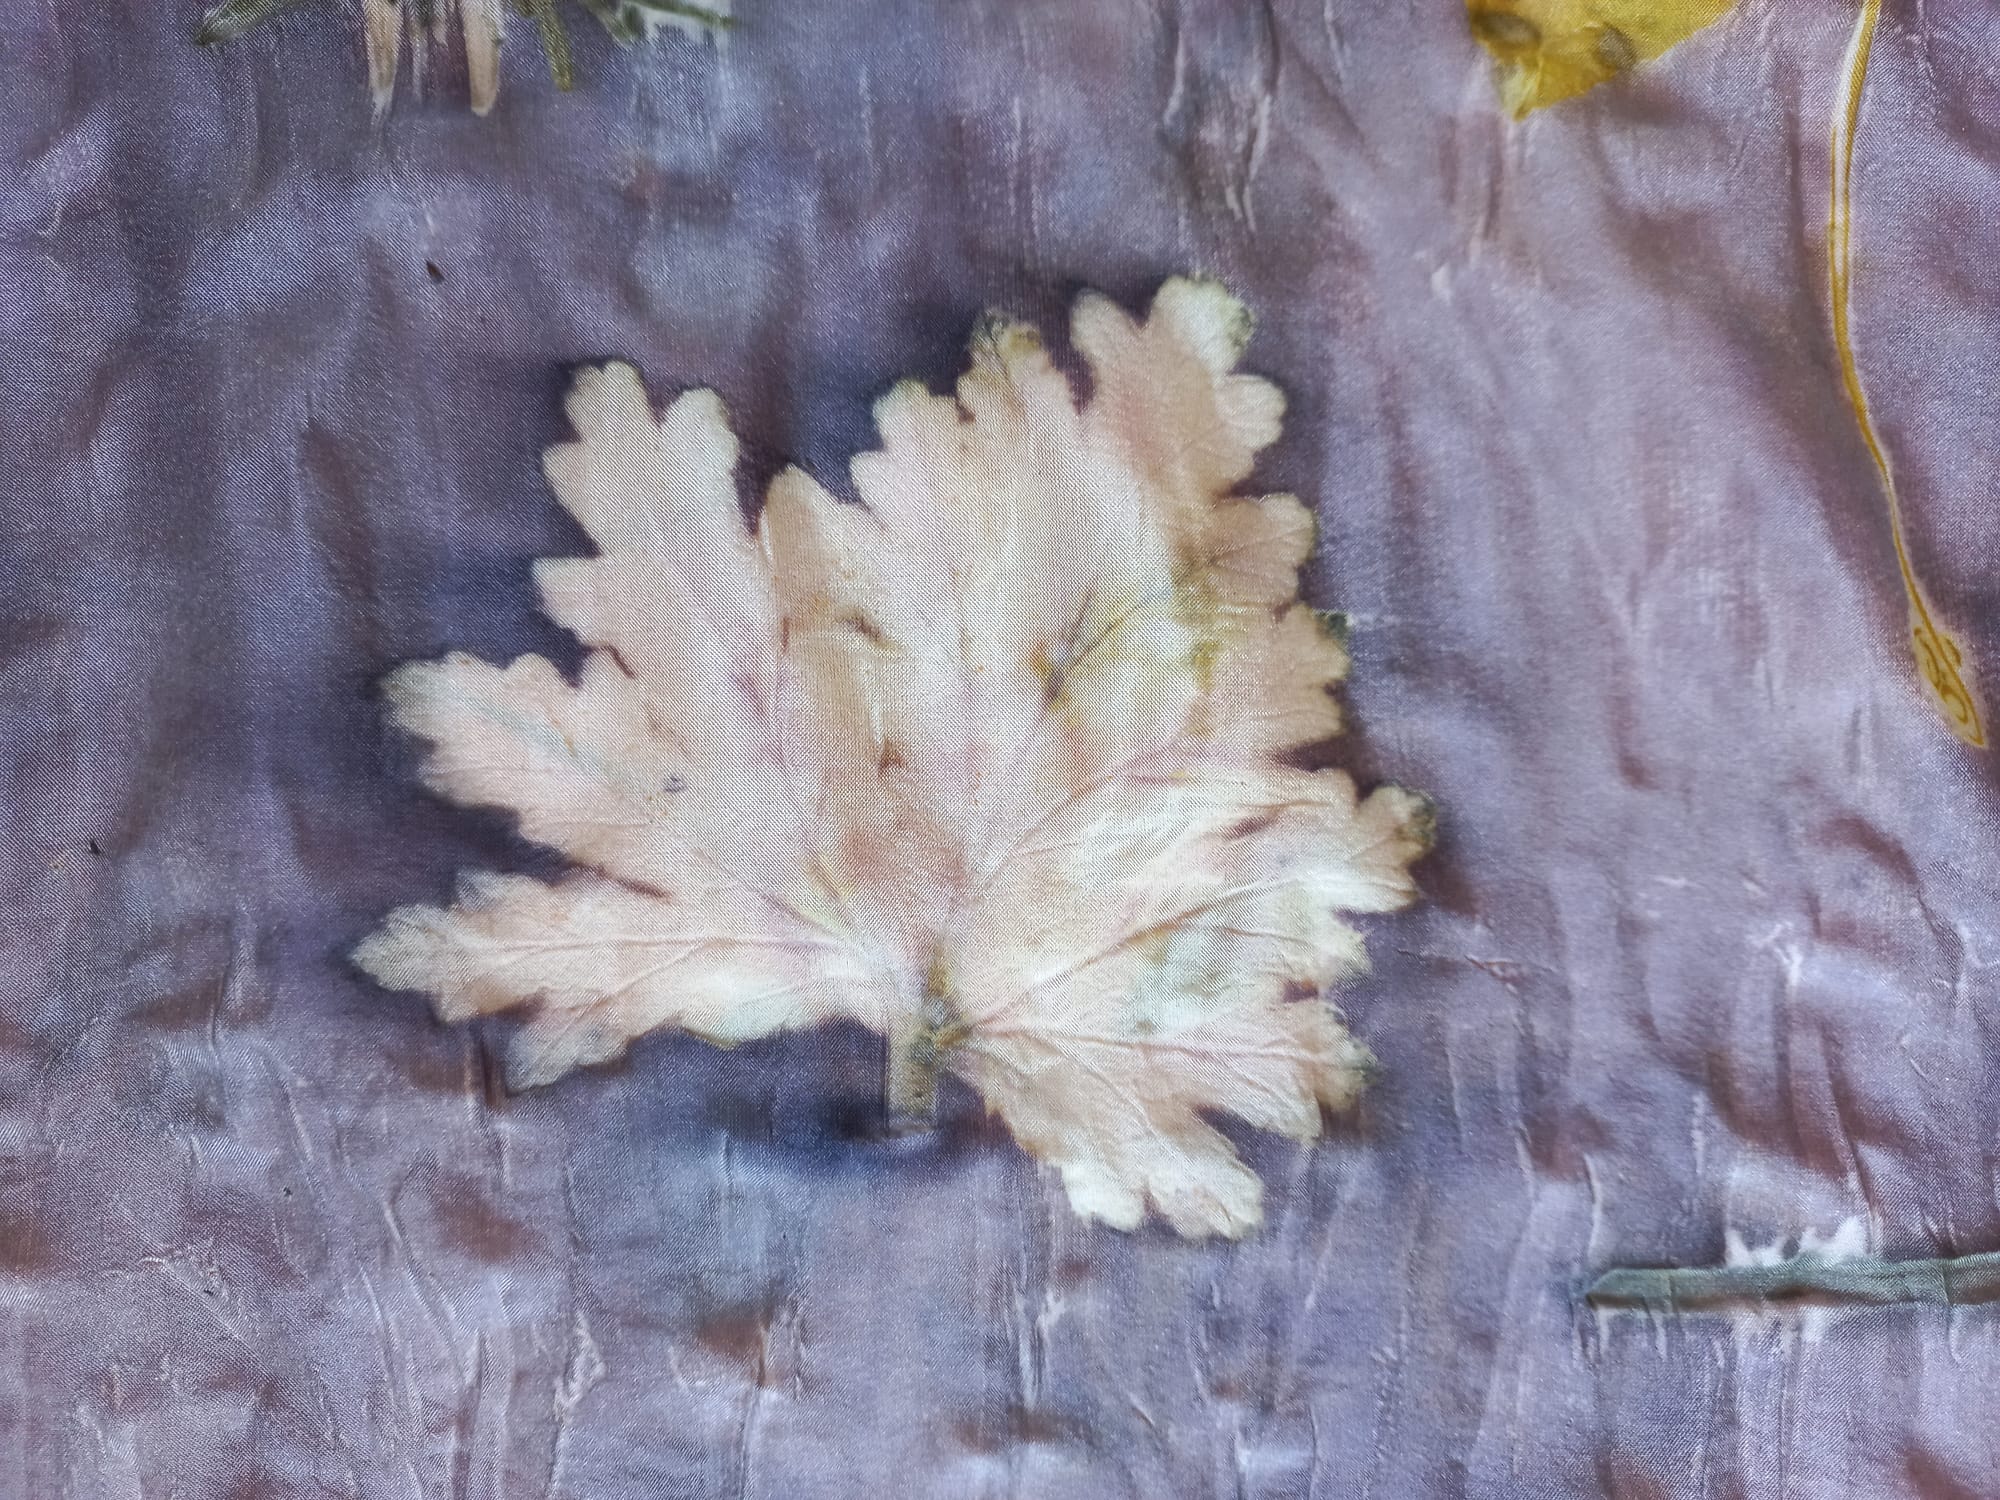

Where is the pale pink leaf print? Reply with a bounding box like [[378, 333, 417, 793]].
[[354, 279, 1430, 1238]]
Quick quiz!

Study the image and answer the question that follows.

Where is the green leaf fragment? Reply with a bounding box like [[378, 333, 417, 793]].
[[195, 0, 326, 46]]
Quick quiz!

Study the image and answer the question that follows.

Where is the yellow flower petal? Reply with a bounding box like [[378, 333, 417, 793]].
[[1468, 0, 1737, 116]]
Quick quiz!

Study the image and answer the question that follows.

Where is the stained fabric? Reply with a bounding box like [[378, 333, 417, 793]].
[[3, 2, 1998, 1495]]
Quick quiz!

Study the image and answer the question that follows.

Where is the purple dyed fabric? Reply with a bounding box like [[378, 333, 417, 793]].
[[2, 1, 1997, 1495]]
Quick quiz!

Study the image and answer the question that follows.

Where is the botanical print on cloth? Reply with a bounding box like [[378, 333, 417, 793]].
[[1470, 0, 1985, 744], [354, 282, 1429, 1240], [3, 2, 1997, 1497], [197, 0, 732, 112], [1468, 0, 1737, 116]]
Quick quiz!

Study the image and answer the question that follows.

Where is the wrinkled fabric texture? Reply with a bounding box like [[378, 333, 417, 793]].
[[3, 1, 1998, 1496]]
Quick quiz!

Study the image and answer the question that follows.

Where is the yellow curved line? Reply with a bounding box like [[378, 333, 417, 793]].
[[1830, 0, 1986, 746]]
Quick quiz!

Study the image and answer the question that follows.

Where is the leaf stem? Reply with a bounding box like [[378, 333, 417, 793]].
[[1588, 1249, 2000, 1312], [1828, 0, 1986, 745], [883, 992, 962, 1130]]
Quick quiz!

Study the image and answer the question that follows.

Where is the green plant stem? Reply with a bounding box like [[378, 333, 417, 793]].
[[884, 994, 966, 1130], [523, 0, 575, 90], [1588, 1250, 2000, 1311]]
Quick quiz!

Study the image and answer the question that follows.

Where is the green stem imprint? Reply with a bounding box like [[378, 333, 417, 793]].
[[1588, 1249, 2000, 1311], [521, 0, 575, 92], [883, 990, 968, 1130]]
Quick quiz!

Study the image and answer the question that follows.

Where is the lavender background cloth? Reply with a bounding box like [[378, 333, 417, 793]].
[[4, 1, 1999, 1494]]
